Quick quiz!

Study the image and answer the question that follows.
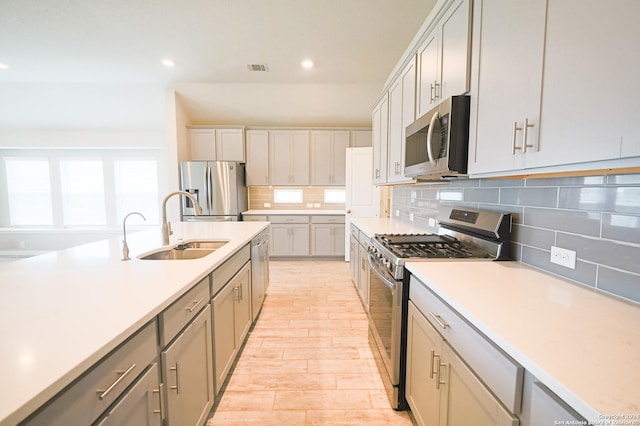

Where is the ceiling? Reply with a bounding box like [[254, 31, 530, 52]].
[[0, 0, 436, 128]]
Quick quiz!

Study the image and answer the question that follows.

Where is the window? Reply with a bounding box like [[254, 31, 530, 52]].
[[274, 189, 303, 204], [324, 189, 346, 204], [1, 150, 160, 228], [5, 158, 53, 226]]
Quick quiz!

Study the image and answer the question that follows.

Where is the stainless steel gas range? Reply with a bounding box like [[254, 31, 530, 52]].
[[366, 207, 512, 410]]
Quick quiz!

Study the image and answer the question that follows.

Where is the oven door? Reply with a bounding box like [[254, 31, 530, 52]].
[[367, 254, 403, 389]]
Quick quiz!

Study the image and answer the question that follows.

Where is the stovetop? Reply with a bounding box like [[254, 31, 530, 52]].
[[372, 233, 493, 260]]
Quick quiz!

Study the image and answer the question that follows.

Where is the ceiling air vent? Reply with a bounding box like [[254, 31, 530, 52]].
[[247, 64, 268, 72]]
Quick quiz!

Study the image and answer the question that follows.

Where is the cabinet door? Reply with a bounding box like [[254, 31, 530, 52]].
[[290, 224, 310, 256], [388, 59, 416, 184], [468, 0, 546, 174], [290, 130, 310, 185], [212, 282, 237, 393], [311, 224, 332, 256], [349, 234, 359, 285], [270, 224, 292, 256], [233, 263, 252, 348], [311, 131, 332, 185], [417, 32, 440, 117], [357, 242, 370, 311], [189, 129, 216, 161], [440, 0, 471, 100], [215, 128, 245, 162], [406, 302, 442, 426], [329, 131, 349, 185], [246, 130, 270, 185], [537, 0, 640, 166], [96, 364, 162, 426], [162, 305, 214, 426], [269, 131, 293, 185], [372, 94, 389, 184], [440, 342, 519, 426]]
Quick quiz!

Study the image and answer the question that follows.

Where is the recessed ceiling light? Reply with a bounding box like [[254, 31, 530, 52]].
[[301, 59, 314, 69], [161, 58, 175, 67], [0, 63, 9, 70]]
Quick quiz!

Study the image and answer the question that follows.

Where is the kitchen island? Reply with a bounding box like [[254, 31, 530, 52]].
[[0, 221, 268, 426]]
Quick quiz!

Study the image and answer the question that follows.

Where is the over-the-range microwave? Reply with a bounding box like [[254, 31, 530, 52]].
[[404, 95, 470, 180]]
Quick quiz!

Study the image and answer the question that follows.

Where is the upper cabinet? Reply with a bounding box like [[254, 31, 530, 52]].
[[188, 127, 245, 162], [372, 94, 389, 185], [468, 0, 640, 176], [311, 130, 349, 186], [416, 0, 472, 117], [245, 130, 270, 186], [387, 58, 417, 184], [269, 130, 310, 186]]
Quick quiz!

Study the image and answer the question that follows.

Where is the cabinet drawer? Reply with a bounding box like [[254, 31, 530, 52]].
[[268, 215, 309, 224], [24, 320, 158, 426], [409, 275, 523, 413], [358, 231, 370, 246], [350, 224, 359, 237], [160, 276, 210, 346], [311, 215, 345, 224], [211, 244, 251, 296], [242, 215, 267, 221]]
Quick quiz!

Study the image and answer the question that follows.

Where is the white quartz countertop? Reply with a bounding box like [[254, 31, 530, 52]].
[[0, 221, 269, 426], [243, 209, 344, 215], [350, 217, 426, 238], [406, 261, 640, 421]]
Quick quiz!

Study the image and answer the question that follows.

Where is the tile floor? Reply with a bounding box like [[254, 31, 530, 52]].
[[206, 260, 414, 425]]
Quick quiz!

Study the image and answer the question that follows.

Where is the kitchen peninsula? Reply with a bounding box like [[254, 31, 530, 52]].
[[0, 221, 268, 425]]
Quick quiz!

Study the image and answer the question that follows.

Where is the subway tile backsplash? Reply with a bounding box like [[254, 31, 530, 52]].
[[391, 173, 640, 304]]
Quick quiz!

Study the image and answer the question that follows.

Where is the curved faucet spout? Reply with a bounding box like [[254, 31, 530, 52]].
[[121, 211, 147, 261], [161, 191, 203, 245]]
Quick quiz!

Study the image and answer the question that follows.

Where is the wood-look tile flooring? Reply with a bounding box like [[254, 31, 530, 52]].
[[206, 260, 414, 425]]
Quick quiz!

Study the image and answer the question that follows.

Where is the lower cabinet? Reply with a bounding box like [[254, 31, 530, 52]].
[[270, 224, 310, 256], [212, 262, 252, 393], [161, 304, 214, 426], [96, 363, 162, 426], [406, 301, 519, 426], [356, 238, 369, 311], [310, 223, 345, 256], [519, 371, 585, 426]]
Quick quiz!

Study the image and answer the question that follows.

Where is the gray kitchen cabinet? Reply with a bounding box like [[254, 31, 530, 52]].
[[349, 226, 359, 284], [212, 262, 252, 393], [22, 320, 158, 426], [356, 235, 370, 312], [269, 215, 310, 257], [188, 127, 245, 162], [95, 363, 162, 426], [269, 130, 310, 185], [310, 130, 349, 185], [519, 371, 585, 426], [310, 215, 345, 257], [245, 130, 270, 186], [372, 93, 389, 185], [406, 301, 519, 426], [387, 58, 416, 184], [416, 0, 472, 117], [161, 304, 214, 426]]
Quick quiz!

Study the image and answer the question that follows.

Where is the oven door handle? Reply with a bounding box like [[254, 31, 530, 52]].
[[368, 255, 397, 290]]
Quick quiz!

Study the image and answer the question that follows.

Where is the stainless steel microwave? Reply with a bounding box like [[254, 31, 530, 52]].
[[404, 95, 470, 180]]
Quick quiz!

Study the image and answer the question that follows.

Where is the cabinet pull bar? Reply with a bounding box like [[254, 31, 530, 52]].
[[429, 350, 439, 379], [512, 121, 523, 154], [430, 83, 435, 102], [429, 312, 450, 329], [185, 297, 204, 313], [96, 363, 136, 400], [153, 383, 164, 417], [435, 361, 447, 389], [522, 117, 535, 153], [170, 362, 180, 394], [434, 81, 441, 100]]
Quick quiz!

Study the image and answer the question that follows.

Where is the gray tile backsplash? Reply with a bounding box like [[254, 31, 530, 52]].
[[391, 173, 640, 304]]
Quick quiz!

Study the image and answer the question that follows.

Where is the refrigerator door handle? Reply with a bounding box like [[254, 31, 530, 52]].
[[207, 165, 213, 211]]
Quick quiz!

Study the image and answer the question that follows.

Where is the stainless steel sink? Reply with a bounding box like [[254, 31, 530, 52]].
[[138, 240, 228, 260]]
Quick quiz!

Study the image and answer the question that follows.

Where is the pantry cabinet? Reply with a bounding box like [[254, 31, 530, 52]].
[[310, 130, 349, 185], [416, 0, 472, 117], [372, 94, 389, 185], [387, 58, 416, 184], [269, 130, 310, 185], [245, 130, 270, 186], [188, 128, 245, 162]]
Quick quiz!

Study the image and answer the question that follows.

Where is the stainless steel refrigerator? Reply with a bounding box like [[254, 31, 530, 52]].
[[180, 161, 247, 221]]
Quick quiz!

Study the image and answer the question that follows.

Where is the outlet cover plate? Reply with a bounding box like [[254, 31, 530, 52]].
[[550, 246, 576, 269]]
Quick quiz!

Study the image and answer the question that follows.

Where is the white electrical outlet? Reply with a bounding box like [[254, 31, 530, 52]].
[[306, 203, 313, 208], [428, 218, 436, 228], [313, 203, 321, 208], [409, 213, 415, 222], [263, 202, 271, 208], [550, 246, 577, 269], [395, 209, 400, 217]]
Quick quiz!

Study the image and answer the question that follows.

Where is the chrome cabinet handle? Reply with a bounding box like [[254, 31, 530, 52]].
[[96, 363, 136, 400], [429, 350, 438, 379], [185, 297, 204, 313], [435, 360, 447, 390], [153, 383, 164, 416], [170, 362, 180, 394], [512, 121, 523, 154], [522, 117, 535, 152], [429, 312, 450, 329], [434, 81, 441, 100]]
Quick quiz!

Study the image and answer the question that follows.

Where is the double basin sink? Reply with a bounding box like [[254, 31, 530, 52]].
[[138, 240, 228, 260]]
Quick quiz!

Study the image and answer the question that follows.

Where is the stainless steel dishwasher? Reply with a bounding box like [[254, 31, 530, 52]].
[[250, 229, 270, 321]]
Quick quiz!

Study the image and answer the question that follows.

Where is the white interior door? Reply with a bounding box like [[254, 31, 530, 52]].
[[344, 147, 379, 260]]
